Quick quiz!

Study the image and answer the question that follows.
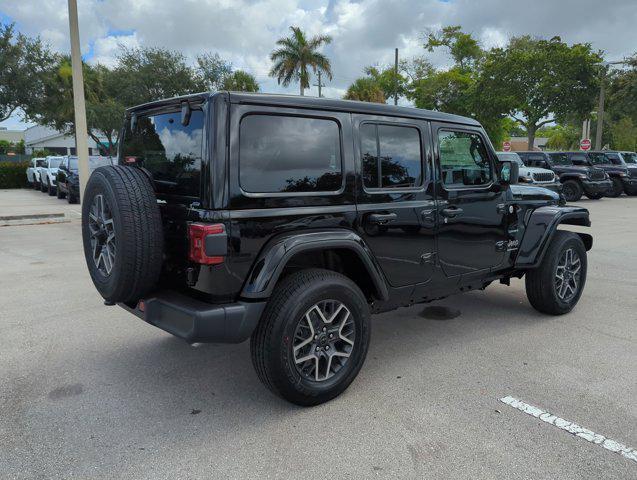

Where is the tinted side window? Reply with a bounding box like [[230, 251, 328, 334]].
[[361, 123, 422, 189], [438, 130, 492, 187], [571, 153, 587, 162], [122, 109, 204, 197], [240, 115, 342, 193]]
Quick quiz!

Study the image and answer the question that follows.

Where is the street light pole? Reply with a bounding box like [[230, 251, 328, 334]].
[[67, 0, 90, 202]]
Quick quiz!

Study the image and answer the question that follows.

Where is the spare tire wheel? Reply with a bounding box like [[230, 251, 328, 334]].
[[82, 165, 163, 304]]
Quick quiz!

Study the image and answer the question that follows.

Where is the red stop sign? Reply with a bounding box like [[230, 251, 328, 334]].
[[580, 138, 591, 151], [502, 141, 512, 152]]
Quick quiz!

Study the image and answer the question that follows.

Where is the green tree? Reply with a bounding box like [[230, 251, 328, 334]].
[[424, 25, 483, 70], [344, 77, 386, 103], [196, 52, 233, 91], [270, 26, 332, 96], [544, 124, 581, 150], [478, 36, 602, 150], [0, 23, 57, 122], [611, 117, 637, 151], [221, 70, 260, 92], [0, 140, 11, 154], [364, 66, 407, 102]]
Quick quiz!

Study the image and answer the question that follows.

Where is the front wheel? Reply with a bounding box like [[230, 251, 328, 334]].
[[607, 177, 623, 197], [561, 180, 582, 202], [251, 269, 371, 406], [525, 231, 587, 315], [48, 183, 56, 196]]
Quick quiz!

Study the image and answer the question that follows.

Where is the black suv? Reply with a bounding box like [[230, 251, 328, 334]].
[[562, 151, 633, 197], [517, 151, 611, 202], [81, 93, 592, 405], [594, 151, 637, 196]]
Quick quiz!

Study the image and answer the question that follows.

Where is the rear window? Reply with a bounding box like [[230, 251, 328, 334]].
[[239, 114, 342, 194], [122, 109, 204, 197], [548, 153, 571, 165]]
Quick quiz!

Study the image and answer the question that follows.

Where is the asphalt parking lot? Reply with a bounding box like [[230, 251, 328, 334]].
[[1, 189, 635, 479]]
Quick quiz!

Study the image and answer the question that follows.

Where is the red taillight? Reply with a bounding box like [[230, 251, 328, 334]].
[[188, 223, 225, 265]]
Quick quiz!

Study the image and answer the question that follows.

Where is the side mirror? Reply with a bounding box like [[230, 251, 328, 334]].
[[181, 101, 192, 126], [499, 161, 519, 185]]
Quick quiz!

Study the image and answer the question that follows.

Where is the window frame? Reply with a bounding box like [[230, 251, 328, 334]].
[[120, 105, 206, 200], [237, 112, 346, 198], [359, 120, 425, 194], [436, 126, 495, 191]]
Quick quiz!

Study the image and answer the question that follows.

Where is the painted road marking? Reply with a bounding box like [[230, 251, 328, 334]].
[[500, 396, 637, 464]]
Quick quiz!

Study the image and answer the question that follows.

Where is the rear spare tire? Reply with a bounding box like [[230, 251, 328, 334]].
[[81, 165, 163, 304]]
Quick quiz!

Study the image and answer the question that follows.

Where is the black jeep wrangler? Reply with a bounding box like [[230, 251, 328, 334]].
[[517, 151, 611, 202], [82, 93, 592, 405]]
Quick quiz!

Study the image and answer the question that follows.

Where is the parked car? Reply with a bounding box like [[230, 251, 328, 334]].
[[40, 156, 65, 195], [81, 93, 592, 406], [517, 151, 611, 202], [596, 151, 637, 196], [565, 151, 632, 198], [496, 152, 562, 193], [33, 158, 48, 190], [56, 155, 113, 203], [26, 157, 46, 188]]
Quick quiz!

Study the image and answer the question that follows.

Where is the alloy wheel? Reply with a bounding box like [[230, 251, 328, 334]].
[[88, 194, 116, 276], [554, 247, 581, 302], [292, 300, 355, 382]]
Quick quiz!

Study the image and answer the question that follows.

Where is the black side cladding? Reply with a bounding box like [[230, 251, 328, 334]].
[[82, 165, 164, 303]]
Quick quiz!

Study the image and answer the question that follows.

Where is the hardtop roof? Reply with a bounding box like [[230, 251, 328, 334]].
[[126, 91, 481, 127]]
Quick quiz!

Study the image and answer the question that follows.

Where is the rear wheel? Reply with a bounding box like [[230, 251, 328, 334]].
[[251, 269, 370, 406], [48, 183, 56, 196], [607, 177, 623, 197], [40, 180, 47, 192], [81, 165, 163, 304], [561, 180, 582, 202], [57, 185, 66, 199], [525, 231, 587, 315]]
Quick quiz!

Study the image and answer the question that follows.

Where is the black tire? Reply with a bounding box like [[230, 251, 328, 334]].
[[57, 185, 66, 199], [607, 177, 623, 198], [525, 231, 587, 315], [585, 192, 604, 200], [81, 165, 163, 304], [48, 183, 56, 196], [68, 192, 77, 204], [33, 181, 40, 190], [561, 180, 582, 202], [251, 269, 371, 406], [40, 180, 47, 192]]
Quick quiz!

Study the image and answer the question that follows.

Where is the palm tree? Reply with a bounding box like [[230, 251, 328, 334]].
[[344, 77, 386, 103], [270, 26, 332, 96]]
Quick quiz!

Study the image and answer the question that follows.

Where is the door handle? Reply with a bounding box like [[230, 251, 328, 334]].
[[420, 209, 436, 221], [440, 207, 463, 218], [368, 213, 397, 224]]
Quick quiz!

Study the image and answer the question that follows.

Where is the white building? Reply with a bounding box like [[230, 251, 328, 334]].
[[24, 125, 109, 155], [0, 127, 25, 144]]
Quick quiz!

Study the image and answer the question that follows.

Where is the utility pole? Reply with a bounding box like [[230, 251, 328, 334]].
[[68, 0, 90, 201], [394, 48, 399, 106], [595, 60, 627, 150], [313, 71, 325, 98]]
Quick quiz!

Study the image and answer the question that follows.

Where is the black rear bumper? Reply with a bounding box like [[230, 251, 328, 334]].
[[119, 291, 266, 343]]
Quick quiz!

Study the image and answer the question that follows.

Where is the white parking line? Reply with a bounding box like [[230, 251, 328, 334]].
[[500, 396, 637, 464]]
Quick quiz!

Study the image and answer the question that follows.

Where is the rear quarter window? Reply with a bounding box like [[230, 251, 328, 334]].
[[121, 109, 204, 197], [239, 114, 342, 194]]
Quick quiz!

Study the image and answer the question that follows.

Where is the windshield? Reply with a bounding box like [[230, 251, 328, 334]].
[[48, 157, 63, 168], [549, 153, 572, 166], [36, 159, 46, 167], [587, 152, 608, 165], [496, 152, 524, 166], [622, 152, 637, 164]]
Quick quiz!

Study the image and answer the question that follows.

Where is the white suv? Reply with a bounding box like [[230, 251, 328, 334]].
[[26, 157, 46, 188], [40, 156, 65, 195], [497, 152, 562, 193]]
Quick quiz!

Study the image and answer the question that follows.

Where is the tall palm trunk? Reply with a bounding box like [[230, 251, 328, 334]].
[[300, 83, 304, 96]]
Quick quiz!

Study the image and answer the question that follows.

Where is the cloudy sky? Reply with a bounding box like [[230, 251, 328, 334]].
[[2, 0, 636, 130]]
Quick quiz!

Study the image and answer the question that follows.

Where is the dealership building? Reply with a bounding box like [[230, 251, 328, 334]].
[[24, 125, 108, 155]]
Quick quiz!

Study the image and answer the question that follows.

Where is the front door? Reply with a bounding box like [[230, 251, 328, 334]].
[[354, 115, 436, 288], [432, 124, 508, 277]]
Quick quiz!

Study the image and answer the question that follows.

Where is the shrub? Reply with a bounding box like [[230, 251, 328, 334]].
[[0, 161, 29, 189]]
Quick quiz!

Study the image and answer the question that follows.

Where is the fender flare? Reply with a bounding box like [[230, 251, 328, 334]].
[[558, 173, 585, 183], [240, 229, 389, 301], [515, 206, 592, 269]]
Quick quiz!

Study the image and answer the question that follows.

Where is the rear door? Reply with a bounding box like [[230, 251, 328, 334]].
[[432, 123, 508, 277], [353, 114, 436, 288]]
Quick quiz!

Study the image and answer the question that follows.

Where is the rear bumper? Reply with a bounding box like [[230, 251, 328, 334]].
[[581, 179, 612, 195], [119, 291, 266, 343]]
